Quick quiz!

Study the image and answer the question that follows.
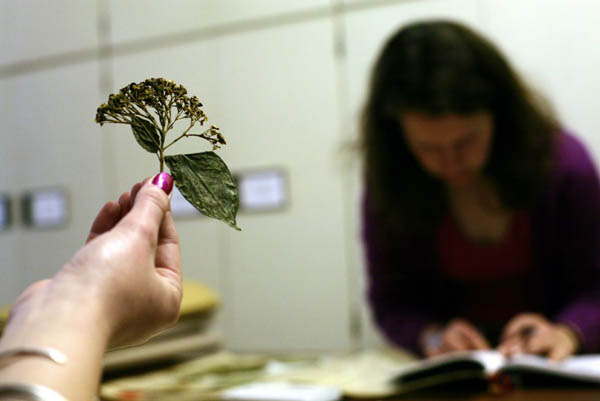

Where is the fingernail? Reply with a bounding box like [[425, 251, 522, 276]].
[[152, 172, 173, 195]]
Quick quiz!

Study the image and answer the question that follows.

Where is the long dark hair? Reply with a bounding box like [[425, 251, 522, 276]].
[[361, 20, 557, 233]]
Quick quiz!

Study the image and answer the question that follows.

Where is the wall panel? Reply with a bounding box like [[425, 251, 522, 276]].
[[214, 20, 350, 351], [109, 17, 351, 351], [109, 0, 330, 44], [483, 0, 600, 162], [0, 79, 25, 304], [0, 1, 98, 65], [7, 61, 106, 292]]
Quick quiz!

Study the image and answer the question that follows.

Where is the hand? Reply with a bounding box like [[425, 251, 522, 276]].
[[0, 175, 181, 400], [420, 319, 491, 357], [6, 174, 182, 349], [497, 313, 580, 360]]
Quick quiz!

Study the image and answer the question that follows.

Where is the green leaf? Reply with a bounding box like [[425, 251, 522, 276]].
[[131, 116, 161, 153], [165, 152, 240, 230]]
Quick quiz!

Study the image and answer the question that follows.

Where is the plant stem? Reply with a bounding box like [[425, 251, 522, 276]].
[[166, 110, 184, 132], [159, 127, 166, 173], [163, 120, 195, 151]]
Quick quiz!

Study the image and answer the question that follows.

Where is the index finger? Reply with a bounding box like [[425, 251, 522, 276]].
[[155, 210, 181, 277], [497, 333, 524, 356], [86, 201, 121, 244]]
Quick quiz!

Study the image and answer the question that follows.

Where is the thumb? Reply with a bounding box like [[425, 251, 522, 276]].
[[118, 173, 173, 246]]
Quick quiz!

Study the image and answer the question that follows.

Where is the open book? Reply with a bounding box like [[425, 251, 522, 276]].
[[394, 350, 600, 392]]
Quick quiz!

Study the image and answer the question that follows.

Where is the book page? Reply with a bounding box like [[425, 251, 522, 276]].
[[269, 348, 416, 398], [395, 351, 600, 388], [503, 354, 600, 382], [467, 351, 506, 376], [562, 355, 600, 375], [399, 350, 505, 376]]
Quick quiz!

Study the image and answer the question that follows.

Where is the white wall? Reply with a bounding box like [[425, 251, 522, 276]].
[[0, 0, 105, 304], [1, 0, 599, 352], [482, 0, 600, 162]]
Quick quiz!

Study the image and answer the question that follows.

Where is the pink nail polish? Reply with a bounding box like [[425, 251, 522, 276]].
[[152, 172, 173, 195]]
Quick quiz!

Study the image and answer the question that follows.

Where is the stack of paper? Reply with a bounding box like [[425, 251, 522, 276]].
[[100, 349, 417, 400]]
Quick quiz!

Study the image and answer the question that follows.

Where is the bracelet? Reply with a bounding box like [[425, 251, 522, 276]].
[[0, 347, 67, 366], [0, 382, 68, 401]]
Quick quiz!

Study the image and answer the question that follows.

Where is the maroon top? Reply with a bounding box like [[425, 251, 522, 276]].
[[437, 212, 534, 328], [362, 132, 600, 354]]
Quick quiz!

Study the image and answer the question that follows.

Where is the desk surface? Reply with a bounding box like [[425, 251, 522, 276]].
[[101, 349, 600, 400], [348, 388, 600, 400]]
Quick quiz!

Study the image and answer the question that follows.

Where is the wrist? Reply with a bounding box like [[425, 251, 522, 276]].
[[0, 279, 110, 400], [0, 280, 110, 353]]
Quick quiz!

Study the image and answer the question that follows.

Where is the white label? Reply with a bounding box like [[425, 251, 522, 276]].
[[32, 189, 67, 227], [239, 170, 286, 211]]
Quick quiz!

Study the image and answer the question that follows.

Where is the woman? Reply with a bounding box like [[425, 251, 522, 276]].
[[0, 173, 180, 400], [360, 21, 600, 359]]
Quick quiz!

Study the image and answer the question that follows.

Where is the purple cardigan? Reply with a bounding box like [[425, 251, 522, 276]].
[[362, 132, 600, 354]]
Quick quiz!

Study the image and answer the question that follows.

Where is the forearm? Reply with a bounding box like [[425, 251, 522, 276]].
[[374, 306, 434, 355], [0, 285, 110, 400], [367, 266, 436, 354]]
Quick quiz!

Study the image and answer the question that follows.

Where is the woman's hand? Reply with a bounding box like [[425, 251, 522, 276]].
[[61, 174, 182, 348], [420, 319, 491, 357], [0, 174, 181, 400], [6, 174, 182, 349], [497, 313, 579, 360]]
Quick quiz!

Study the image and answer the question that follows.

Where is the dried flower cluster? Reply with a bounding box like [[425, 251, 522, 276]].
[[96, 78, 209, 125], [96, 78, 225, 168]]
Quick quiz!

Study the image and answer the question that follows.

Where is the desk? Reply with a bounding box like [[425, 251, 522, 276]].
[[101, 349, 600, 400], [348, 388, 600, 400]]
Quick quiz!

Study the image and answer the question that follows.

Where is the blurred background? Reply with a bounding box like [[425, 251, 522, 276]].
[[1, 0, 599, 354]]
